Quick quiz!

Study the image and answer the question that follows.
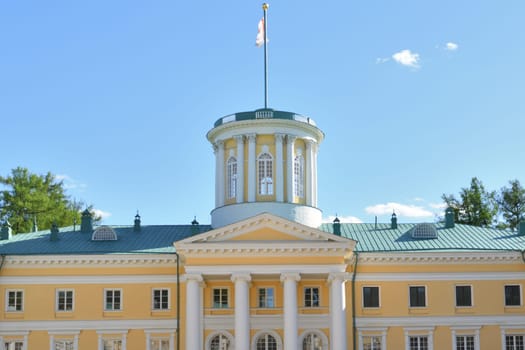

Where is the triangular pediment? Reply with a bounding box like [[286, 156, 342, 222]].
[[175, 213, 356, 259]]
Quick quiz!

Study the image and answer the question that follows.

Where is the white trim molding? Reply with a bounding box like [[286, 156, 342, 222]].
[[357, 251, 523, 265], [1, 254, 177, 268]]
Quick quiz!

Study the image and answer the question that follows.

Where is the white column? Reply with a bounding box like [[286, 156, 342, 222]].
[[234, 135, 245, 203], [286, 135, 296, 203], [247, 134, 257, 202], [231, 273, 252, 350], [281, 272, 300, 350], [305, 140, 314, 206], [312, 142, 318, 207], [275, 133, 284, 202], [216, 141, 225, 207], [329, 272, 347, 350], [185, 274, 203, 350]]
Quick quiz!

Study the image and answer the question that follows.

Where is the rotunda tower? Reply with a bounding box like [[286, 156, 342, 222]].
[[207, 108, 324, 228]]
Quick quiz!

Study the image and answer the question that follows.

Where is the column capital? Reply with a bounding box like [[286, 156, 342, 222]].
[[234, 134, 244, 142], [247, 133, 257, 142], [327, 272, 350, 283], [287, 134, 297, 143], [184, 273, 204, 283], [280, 272, 301, 283], [275, 133, 285, 142], [214, 140, 225, 148], [231, 272, 252, 283]]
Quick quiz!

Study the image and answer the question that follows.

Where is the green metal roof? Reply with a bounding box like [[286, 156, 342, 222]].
[[0, 225, 211, 255], [213, 109, 317, 128], [318, 222, 525, 252], [1, 222, 523, 256]]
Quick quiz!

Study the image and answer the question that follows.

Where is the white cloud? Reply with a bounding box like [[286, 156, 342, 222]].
[[392, 49, 420, 68], [429, 202, 447, 210], [376, 57, 390, 64], [92, 208, 112, 220], [412, 197, 425, 202], [365, 202, 433, 218], [56, 174, 87, 191], [445, 42, 459, 51], [324, 215, 363, 224]]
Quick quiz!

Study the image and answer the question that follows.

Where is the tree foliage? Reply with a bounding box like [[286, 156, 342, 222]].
[[441, 177, 498, 227], [497, 179, 525, 231], [0, 167, 94, 234]]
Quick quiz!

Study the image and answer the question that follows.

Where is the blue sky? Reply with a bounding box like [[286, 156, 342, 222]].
[[1, 1, 524, 226]]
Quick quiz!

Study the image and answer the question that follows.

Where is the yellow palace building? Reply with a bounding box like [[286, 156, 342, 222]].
[[1, 109, 525, 350]]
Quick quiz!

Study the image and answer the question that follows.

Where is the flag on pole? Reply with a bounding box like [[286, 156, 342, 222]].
[[256, 17, 265, 47]]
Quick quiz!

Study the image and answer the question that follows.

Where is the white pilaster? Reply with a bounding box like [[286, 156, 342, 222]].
[[234, 135, 245, 203], [49, 335, 54, 350], [216, 141, 225, 207], [305, 140, 314, 206], [286, 135, 296, 203], [74, 334, 78, 350], [247, 134, 257, 202], [312, 142, 318, 207], [185, 274, 203, 350], [169, 333, 175, 350], [281, 272, 301, 350], [231, 273, 252, 350], [146, 333, 151, 350], [122, 333, 127, 350], [275, 133, 284, 202], [329, 272, 347, 350]]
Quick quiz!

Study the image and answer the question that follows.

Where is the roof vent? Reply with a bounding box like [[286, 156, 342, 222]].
[[134, 211, 141, 232], [191, 217, 200, 235], [519, 221, 525, 236], [92, 226, 117, 241], [81, 209, 93, 233], [333, 216, 341, 236], [445, 207, 455, 228], [411, 223, 438, 239], [50, 222, 59, 241], [391, 212, 398, 229]]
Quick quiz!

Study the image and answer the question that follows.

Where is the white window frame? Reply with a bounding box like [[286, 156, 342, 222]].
[[152, 288, 170, 311], [96, 331, 127, 350], [504, 284, 522, 307], [145, 330, 175, 350], [258, 152, 273, 196], [455, 285, 473, 308], [404, 327, 434, 350], [205, 331, 234, 350], [257, 287, 275, 308], [56, 289, 74, 312], [1, 332, 28, 350], [501, 327, 525, 350], [104, 288, 123, 311], [408, 285, 427, 308], [5, 289, 24, 312], [299, 329, 329, 350], [212, 287, 229, 309], [251, 329, 283, 350], [227, 156, 237, 199], [362, 286, 381, 309], [451, 327, 480, 350], [49, 331, 80, 350], [357, 328, 387, 350], [293, 153, 304, 198], [304, 287, 320, 308]]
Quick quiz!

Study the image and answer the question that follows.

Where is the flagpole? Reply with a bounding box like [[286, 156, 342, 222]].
[[263, 3, 269, 109]]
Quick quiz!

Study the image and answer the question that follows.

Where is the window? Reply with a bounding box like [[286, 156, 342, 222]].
[[210, 334, 230, 350], [103, 339, 122, 350], [6, 290, 23, 312], [56, 289, 74, 311], [152, 289, 170, 310], [258, 152, 273, 195], [456, 335, 475, 350], [304, 287, 320, 307], [363, 286, 380, 308], [505, 335, 524, 350], [227, 156, 237, 199], [4, 341, 24, 350], [302, 333, 322, 350], [409, 336, 428, 350], [213, 288, 229, 309], [55, 340, 75, 350], [362, 336, 382, 350], [105, 289, 122, 311], [258, 288, 275, 308], [256, 333, 277, 350], [293, 153, 304, 198], [409, 286, 426, 307], [150, 339, 169, 350], [505, 285, 521, 306], [455, 285, 472, 307]]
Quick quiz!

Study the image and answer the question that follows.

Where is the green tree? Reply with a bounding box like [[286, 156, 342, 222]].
[[0, 167, 93, 234], [442, 177, 498, 227], [497, 179, 525, 231]]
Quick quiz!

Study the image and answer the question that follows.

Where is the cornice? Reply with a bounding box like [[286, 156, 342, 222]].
[[1, 254, 177, 268], [357, 251, 523, 265]]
